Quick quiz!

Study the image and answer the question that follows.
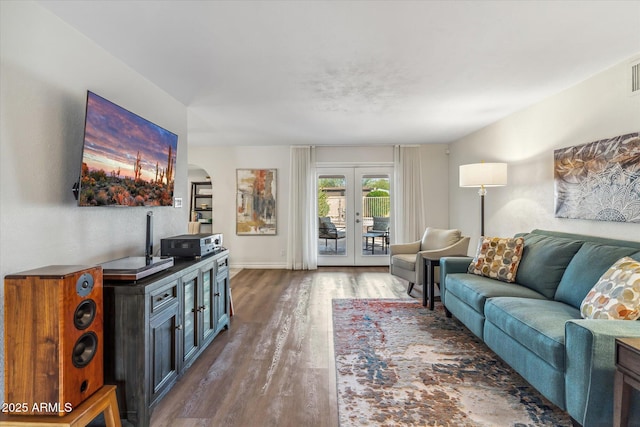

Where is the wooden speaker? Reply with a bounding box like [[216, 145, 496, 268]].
[[4, 265, 104, 415]]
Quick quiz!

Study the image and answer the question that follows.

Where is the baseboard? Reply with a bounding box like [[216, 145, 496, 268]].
[[229, 262, 288, 269]]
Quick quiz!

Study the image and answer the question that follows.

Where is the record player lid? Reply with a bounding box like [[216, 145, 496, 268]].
[[101, 256, 174, 281]]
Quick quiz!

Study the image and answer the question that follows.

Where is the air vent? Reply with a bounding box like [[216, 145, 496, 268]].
[[632, 60, 640, 94]]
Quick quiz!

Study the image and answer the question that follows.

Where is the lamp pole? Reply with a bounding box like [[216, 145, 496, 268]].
[[479, 186, 486, 236], [459, 162, 507, 238]]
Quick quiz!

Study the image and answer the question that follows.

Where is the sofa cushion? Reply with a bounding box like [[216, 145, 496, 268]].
[[485, 297, 580, 370], [555, 243, 640, 309], [371, 216, 389, 232], [445, 273, 548, 315], [515, 233, 583, 299], [392, 253, 417, 271], [467, 236, 524, 283], [525, 229, 640, 250], [421, 227, 461, 251], [580, 256, 640, 320]]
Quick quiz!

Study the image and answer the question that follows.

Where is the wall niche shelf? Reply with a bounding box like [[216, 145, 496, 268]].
[[190, 181, 213, 229]]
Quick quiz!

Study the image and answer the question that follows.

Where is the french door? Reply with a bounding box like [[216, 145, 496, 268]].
[[317, 166, 393, 266]]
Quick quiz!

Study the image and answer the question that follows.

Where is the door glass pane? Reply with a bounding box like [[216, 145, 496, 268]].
[[318, 175, 346, 256], [361, 175, 390, 256], [183, 280, 196, 353], [202, 269, 212, 332]]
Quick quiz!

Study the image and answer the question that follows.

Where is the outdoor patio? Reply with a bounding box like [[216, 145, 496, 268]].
[[318, 233, 389, 256]]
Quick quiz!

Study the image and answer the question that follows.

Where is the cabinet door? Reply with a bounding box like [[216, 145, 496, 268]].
[[214, 258, 229, 331], [201, 262, 216, 343], [149, 302, 179, 404], [181, 269, 200, 365]]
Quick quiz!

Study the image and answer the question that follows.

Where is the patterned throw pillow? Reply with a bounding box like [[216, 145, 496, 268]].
[[468, 236, 525, 283], [580, 256, 640, 320]]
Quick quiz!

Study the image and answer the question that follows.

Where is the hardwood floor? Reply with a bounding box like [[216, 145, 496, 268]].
[[148, 267, 409, 427]]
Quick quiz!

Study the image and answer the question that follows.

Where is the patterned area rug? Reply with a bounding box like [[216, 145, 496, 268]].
[[332, 299, 572, 426]]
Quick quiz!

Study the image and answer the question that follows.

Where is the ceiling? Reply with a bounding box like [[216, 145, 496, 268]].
[[39, 1, 640, 147]]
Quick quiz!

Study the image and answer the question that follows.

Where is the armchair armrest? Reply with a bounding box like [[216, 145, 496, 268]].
[[565, 319, 640, 427], [418, 237, 471, 260], [409, 237, 471, 289], [319, 226, 335, 238], [389, 240, 420, 256]]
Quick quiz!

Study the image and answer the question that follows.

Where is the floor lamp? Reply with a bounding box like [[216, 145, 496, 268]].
[[459, 162, 508, 236]]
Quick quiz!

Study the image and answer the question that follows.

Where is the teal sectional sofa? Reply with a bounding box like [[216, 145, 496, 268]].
[[440, 229, 640, 427]]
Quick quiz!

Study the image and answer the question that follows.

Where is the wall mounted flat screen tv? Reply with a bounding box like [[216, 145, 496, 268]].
[[77, 91, 178, 207]]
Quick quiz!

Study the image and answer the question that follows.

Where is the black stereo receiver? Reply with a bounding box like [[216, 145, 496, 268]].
[[160, 233, 223, 258]]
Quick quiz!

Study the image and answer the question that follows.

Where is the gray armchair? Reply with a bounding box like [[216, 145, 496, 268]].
[[318, 216, 346, 252], [389, 227, 470, 295]]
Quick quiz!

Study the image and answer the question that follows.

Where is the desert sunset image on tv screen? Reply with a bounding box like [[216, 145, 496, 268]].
[[79, 92, 178, 206]]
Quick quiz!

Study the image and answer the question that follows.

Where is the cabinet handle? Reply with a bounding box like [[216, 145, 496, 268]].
[[156, 292, 171, 302], [175, 324, 183, 330], [214, 292, 220, 297], [199, 305, 206, 311]]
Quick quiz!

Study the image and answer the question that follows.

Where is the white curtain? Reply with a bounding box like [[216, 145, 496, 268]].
[[287, 146, 317, 270], [393, 145, 426, 243]]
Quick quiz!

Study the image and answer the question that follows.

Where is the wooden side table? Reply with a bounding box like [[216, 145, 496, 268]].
[[0, 385, 121, 427], [422, 257, 440, 309], [614, 337, 640, 427], [422, 255, 468, 311]]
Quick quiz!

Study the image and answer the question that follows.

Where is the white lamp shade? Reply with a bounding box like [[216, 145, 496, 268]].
[[459, 163, 508, 187]]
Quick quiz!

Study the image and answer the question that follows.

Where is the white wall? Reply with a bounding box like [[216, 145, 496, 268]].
[[0, 1, 189, 396], [188, 145, 291, 268], [188, 144, 450, 267], [315, 145, 393, 163], [418, 144, 450, 230], [448, 56, 640, 251]]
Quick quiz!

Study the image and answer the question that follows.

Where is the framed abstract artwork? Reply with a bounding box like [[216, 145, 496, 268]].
[[554, 132, 640, 223], [236, 169, 277, 235]]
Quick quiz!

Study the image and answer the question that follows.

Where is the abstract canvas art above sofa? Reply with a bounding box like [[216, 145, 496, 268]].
[[554, 132, 640, 223]]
